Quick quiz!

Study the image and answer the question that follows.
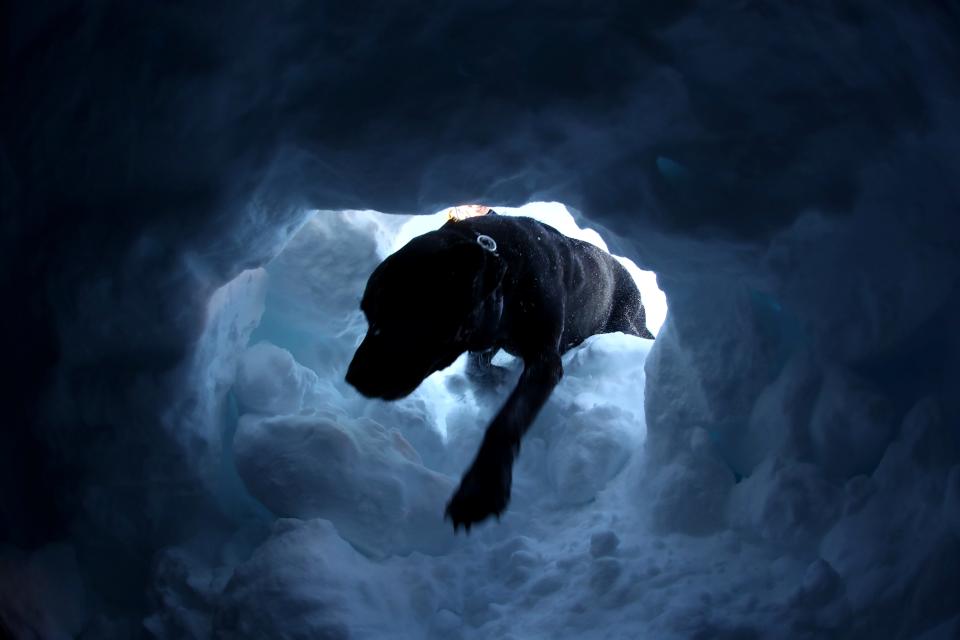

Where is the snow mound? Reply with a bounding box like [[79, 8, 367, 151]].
[[809, 366, 895, 480], [233, 341, 334, 415], [133, 200, 959, 638], [546, 405, 637, 505], [234, 412, 456, 557], [212, 519, 428, 639]]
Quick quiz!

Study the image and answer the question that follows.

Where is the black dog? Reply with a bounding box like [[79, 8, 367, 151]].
[[346, 213, 653, 530]]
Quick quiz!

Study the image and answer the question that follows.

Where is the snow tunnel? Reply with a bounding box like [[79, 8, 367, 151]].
[[220, 203, 666, 559], [3, 3, 960, 639]]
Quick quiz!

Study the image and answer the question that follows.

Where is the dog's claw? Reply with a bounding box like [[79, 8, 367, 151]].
[[444, 448, 513, 533]]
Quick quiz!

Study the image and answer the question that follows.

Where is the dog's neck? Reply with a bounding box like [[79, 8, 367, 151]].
[[460, 285, 505, 352]]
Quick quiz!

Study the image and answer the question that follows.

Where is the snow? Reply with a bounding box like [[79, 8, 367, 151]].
[[0, 544, 86, 640], [233, 412, 457, 558], [123, 203, 935, 640], [808, 366, 896, 480], [234, 342, 329, 415], [212, 519, 423, 639], [156, 205, 719, 638], [8, 194, 959, 638], [6, 5, 960, 635], [75, 198, 952, 640]]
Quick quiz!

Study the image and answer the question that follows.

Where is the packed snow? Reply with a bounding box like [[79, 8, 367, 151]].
[[162, 203, 711, 639], [126, 202, 955, 639], [6, 196, 957, 639]]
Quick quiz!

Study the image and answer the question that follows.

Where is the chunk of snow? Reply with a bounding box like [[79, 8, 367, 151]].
[[546, 406, 637, 505], [233, 341, 332, 415], [233, 412, 456, 557], [729, 456, 839, 549], [213, 519, 430, 639], [809, 366, 895, 479]]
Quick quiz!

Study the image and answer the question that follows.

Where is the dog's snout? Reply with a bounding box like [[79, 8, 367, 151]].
[[346, 326, 437, 401], [345, 339, 389, 398], [345, 343, 371, 391], [345, 359, 360, 388]]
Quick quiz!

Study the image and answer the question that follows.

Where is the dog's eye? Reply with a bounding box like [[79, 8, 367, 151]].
[[370, 327, 381, 337]]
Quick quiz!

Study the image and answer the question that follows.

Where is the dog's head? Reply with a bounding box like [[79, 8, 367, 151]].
[[345, 231, 506, 400]]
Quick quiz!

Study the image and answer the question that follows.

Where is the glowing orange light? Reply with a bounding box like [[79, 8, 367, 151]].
[[446, 204, 491, 222]]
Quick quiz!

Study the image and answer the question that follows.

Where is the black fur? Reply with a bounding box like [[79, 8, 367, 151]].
[[346, 214, 653, 531]]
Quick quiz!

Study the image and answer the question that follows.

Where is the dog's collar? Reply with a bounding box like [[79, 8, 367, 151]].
[[476, 234, 497, 253]]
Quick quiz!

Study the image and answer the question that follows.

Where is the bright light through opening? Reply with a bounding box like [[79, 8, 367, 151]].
[[392, 202, 668, 335]]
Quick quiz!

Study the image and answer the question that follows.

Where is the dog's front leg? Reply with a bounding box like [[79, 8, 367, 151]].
[[445, 351, 563, 531]]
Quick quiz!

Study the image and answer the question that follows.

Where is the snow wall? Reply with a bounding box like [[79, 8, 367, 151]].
[[2, 2, 960, 639]]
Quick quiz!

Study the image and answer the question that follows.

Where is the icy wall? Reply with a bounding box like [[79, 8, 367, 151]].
[[3, 1, 960, 638]]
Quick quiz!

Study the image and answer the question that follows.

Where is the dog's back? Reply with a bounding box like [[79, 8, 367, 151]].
[[440, 214, 652, 358]]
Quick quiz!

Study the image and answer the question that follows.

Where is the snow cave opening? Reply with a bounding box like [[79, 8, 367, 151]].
[[188, 194, 960, 640], [200, 202, 683, 634]]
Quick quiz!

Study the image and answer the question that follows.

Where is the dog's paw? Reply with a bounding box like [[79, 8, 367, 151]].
[[445, 451, 513, 533]]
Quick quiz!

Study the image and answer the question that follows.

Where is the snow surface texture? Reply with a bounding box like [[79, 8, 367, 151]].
[[3, 2, 960, 638], [145, 205, 960, 639], [138, 205, 670, 639]]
